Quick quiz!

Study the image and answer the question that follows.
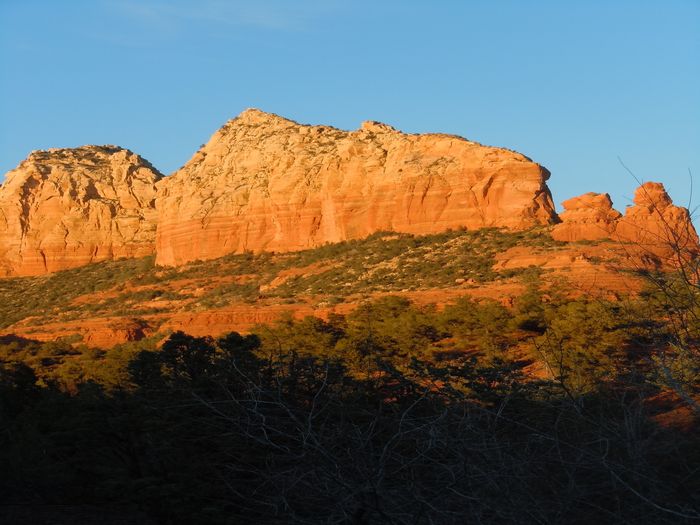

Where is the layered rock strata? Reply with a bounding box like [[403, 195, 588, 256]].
[[0, 146, 162, 276], [2, 110, 695, 277], [552, 182, 698, 257], [614, 182, 698, 250], [155, 109, 558, 266], [551, 193, 622, 242]]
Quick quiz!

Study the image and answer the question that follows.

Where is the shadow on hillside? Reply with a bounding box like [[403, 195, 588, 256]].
[[1, 328, 699, 524]]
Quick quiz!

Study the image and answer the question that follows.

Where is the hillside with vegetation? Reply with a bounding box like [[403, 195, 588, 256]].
[[1, 223, 699, 523], [0, 123, 697, 524], [0, 227, 640, 344]]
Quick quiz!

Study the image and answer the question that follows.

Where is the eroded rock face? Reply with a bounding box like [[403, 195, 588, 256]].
[[0, 146, 162, 276], [156, 109, 557, 266], [551, 183, 698, 259], [614, 182, 698, 252], [551, 192, 622, 242]]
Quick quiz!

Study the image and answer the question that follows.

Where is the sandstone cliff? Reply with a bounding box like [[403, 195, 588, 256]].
[[3, 110, 693, 278], [155, 109, 558, 266], [552, 182, 698, 257], [551, 192, 621, 242], [614, 182, 698, 248], [0, 146, 162, 276]]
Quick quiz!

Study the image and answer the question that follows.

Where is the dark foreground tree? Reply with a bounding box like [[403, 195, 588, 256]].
[[1, 323, 699, 524]]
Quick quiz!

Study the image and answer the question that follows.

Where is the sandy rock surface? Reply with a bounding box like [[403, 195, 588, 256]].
[[0, 146, 161, 276]]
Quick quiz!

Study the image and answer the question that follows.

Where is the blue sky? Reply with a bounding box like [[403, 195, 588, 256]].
[[1, 0, 698, 213]]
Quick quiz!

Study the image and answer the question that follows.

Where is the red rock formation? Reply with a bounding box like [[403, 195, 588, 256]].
[[551, 192, 622, 241], [3, 111, 692, 280], [0, 146, 161, 276], [609, 182, 699, 268], [155, 109, 557, 266], [614, 182, 698, 250], [81, 317, 153, 348], [0, 317, 153, 348], [552, 182, 698, 263]]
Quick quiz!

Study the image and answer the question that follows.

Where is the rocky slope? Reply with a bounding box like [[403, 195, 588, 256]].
[[0, 228, 647, 347], [0, 146, 162, 276], [155, 109, 558, 266]]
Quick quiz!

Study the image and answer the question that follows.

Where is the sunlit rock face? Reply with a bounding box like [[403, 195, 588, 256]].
[[614, 182, 698, 263], [551, 192, 622, 242], [155, 109, 558, 266], [552, 182, 698, 261], [2, 112, 693, 278], [614, 182, 698, 249], [0, 146, 162, 276]]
